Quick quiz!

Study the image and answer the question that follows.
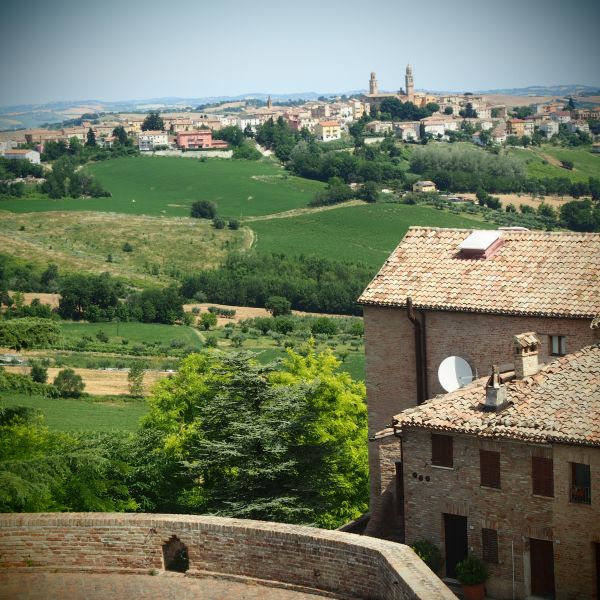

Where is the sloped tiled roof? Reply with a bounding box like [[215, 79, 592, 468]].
[[358, 227, 600, 318], [395, 344, 600, 447]]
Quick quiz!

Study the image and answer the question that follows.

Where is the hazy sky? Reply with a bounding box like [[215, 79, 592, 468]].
[[1, 0, 599, 106]]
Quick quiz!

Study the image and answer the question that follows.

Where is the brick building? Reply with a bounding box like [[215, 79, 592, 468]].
[[357, 228, 599, 544], [394, 337, 600, 599]]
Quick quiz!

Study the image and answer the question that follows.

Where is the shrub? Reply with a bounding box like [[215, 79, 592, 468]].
[[29, 360, 48, 384], [0, 367, 57, 397], [122, 242, 134, 252], [213, 216, 226, 229], [456, 556, 488, 586], [199, 312, 218, 330], [53, 368, 85, 398], [204, 335, 218, 348], [0, 318, 61, 351], [411, 540, 443, 574], [228, 219, 240, 230], [96, 329, 109, 343], [311, 317, 338, 335], [265, 295, 292, 317], [190, 200, 217, 219]]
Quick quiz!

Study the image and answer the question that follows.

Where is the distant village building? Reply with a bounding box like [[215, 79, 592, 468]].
[[365, 120, 393, 134], [412, 180, 436, 193], [1, 149, 41, 164], [176, 131, 228, 150], [314, 121, 341, 141], [137, 131, 169, 151], [540, 120, 559, 137]]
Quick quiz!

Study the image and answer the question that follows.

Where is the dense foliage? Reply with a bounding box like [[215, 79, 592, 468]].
[[0, 255, 60, 294], [180, 253, 373, 315], [0, 318, 61, 350], [142, 347, 368, 527]]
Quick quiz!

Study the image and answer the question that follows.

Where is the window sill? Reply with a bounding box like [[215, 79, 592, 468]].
[[531, 494, 554, 500], [480, 485, 501, 491], [431, 465, 454, 470]]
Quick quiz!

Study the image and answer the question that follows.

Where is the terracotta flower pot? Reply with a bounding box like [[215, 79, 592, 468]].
[[462, 582, 485, 600]]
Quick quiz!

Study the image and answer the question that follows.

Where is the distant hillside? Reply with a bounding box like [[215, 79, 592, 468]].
[[475, 84, 600, 97]]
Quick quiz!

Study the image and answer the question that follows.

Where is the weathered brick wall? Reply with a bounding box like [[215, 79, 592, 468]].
[[0, 513, 455, 600], [400, 430, 600, 600], [363, 305, 596, 507]]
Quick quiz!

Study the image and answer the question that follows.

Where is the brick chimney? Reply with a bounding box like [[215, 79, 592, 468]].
[[514, 332, 540, 379], [483, 364, 507, 411]]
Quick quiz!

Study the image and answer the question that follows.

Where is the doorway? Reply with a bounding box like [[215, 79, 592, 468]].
[[530, 538, 555, 598], [444, 514, 468, 578]]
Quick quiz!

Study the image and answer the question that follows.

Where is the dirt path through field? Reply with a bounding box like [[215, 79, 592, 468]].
[[461, 192, 574, 210], [244, 200, 364, 222], [4, 365, 170, 396]]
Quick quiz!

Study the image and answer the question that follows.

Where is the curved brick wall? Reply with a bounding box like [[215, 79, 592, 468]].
[[0, 513, 453, 600]]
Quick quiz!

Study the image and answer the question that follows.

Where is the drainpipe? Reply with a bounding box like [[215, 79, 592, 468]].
[[420, 309, 429, 401], [406, 297, 427, 405]]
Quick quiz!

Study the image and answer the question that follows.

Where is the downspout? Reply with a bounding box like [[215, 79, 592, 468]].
[[420, 309, 429, 400], [406, 297, 424, 405]]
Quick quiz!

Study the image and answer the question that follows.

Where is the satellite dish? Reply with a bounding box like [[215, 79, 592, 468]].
[[438, 356, 473, 392]]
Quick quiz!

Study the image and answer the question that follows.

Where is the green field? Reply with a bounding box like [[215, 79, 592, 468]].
[[59, 321, 203, 349], [508, 145, 600, 182], [250, 203, 492, 269], [0, 157, 324, 217], [0, 393, 146, 432]]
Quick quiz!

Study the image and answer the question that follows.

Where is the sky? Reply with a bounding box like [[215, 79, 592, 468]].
[[1, 0, 599, 106]]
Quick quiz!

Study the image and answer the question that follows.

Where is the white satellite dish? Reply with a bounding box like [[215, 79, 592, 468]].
[[438, 356, 473, 392]]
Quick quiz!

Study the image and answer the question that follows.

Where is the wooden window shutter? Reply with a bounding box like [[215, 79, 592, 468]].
[[482, 528, 499, 563], [431, 434, 453, 468], [532, 457, 554, 497], [480, 450, 501, 489]]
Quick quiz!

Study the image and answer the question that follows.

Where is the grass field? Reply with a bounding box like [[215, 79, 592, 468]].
[[0, 393, 147, 432], [0, 157, 324, 217], [250, 202, 492, 269], [508, 145, 599, 183], [59, 321, 203, 349], [0, 211, 247, 285]]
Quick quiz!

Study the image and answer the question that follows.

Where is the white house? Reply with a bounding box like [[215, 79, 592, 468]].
[[1, 149, 41, 164], [237, 116, 262, 132], [540, 121, 559, 138], [137, 131, 169, 151]]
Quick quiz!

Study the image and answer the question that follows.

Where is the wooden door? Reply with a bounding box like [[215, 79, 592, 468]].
[[444, 514, 468, 579], [530, 538, 555, 598]]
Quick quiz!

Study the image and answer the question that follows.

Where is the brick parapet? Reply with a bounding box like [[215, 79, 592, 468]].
[[0, 513, 454, 600]]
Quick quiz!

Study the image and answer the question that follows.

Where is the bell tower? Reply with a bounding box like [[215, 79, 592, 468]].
[[369, 72, 378, 95], [405, 64, 414, 99]]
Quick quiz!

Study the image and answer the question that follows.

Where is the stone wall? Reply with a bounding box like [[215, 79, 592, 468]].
[[0, 513, 455, 600], [401, 430, 600, 600]]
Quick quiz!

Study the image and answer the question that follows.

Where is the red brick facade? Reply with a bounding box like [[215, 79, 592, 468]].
[[0, 513, 454, 600], [399, 430, 600, 599], [363, 306, 597, 502]]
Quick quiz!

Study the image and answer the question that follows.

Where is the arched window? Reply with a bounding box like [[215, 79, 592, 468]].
[[162, 535, 189, 572]]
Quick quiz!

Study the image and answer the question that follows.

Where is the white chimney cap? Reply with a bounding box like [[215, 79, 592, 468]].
[[459, 230, 501, 252]]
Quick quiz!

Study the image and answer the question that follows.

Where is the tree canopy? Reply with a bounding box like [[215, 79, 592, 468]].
[[142, 346, 368, 527], [141, 112, 165, 131]]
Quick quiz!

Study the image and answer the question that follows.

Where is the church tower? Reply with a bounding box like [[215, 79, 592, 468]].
[[267, 95, 273, 109], [369, 72, 378, 95], [405, 64, 414, 99]]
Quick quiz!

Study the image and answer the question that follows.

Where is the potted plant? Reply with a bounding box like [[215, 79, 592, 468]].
[[411, 539, 443, 575], [456, 556, 488, 600]]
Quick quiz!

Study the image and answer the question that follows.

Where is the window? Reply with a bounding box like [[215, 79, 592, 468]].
[[482, 528, 498, 563], [532, 456, 554, 497], [570, 463, 591, 504], [431, 434, 453, 468], [480, 450, 501, 489], [549, 335, 566, 356]]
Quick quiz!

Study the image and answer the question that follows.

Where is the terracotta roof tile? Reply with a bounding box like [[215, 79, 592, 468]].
[[395, 344, 600, 446], [358, 227, 600, 318]]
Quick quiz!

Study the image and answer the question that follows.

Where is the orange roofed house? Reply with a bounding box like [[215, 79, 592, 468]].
[[358, 227, 600, 596]]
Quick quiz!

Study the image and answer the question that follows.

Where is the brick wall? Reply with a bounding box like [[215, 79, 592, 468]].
[[400, 430, 600, 600], [0, 513, 455, 600], [363, 305, 597, 507]]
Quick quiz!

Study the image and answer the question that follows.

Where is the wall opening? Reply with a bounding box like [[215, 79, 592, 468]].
[[162, 535, 189, 573]]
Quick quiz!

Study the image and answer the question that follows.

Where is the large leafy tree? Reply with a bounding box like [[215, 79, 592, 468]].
[[143, 346, 368, 527], [141, 112, 165, 131]]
